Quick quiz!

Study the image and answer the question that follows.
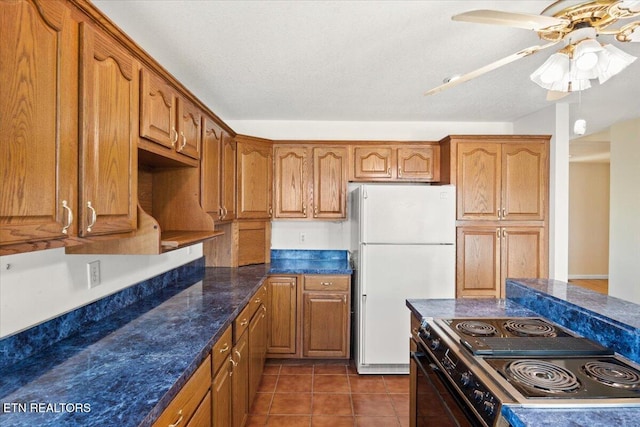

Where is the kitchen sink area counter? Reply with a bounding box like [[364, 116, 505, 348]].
[[0, 261, 271, 427], [268, 249, 352, 274], [408, 280, 640, 427]]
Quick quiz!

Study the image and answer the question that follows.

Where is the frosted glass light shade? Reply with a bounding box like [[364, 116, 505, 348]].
[[573, 39, 603, 71], [596, 44, 637, 84], [530, 53, 570, 88]]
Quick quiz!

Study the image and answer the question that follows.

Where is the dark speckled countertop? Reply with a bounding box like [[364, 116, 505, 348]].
[[0, 264, 270, 427], [268, 249, 352, 275]]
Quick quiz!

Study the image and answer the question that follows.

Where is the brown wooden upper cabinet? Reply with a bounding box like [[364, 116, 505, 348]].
[[139, 69, 201, 164], [1, 0, 79, 250], [236, 137, 272, 219], [79, 23, 138, 237], [456, 141, 547, 221], [201, 118, 236, 221], [351, 144, 440, 182], [273, 145, 348, 219]]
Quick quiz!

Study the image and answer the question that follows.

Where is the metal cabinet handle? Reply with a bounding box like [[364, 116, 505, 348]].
[[321, 281, 333, 287], [170, 128, 178, 147], [387, 167, 391, 176], [219, 343, 230, 353], [496, 228, 500, 238], [240, 319, 249, 326], [179, 132, 187, 151], [168, 410, 183, 427], [234, 349, 242, 361], [86, 201, 97, 232], [502, 229, 507, 238], [398, 167, 403, 177], [502, 207, 506, 218], [497, 208, 501, 219], [254, 297, 261, 304], [343, 295, 347, 304], [313, 206, 318, 217], [62, 200, 73, 234], [229, 357, 237, 375], [302, 203, 306, 216]]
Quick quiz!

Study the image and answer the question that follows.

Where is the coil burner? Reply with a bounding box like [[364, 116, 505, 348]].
[[505, 360, 581, 394], [455, 320, 498, 337], [504, 319, 557, 337], [582, 361, 640, 389]]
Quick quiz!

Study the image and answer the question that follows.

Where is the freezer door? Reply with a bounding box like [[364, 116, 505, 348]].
[[361, 185, 455, 244], [358, 244, 455, 367]]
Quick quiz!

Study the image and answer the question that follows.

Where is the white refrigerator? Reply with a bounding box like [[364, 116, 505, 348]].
[[350, 184, 456, 374]]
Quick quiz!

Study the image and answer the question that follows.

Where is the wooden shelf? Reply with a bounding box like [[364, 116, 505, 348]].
[[161, 230, 224, 251]]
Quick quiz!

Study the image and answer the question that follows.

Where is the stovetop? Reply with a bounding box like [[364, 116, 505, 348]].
[[440, 318, 613, 357], [485, 356, 640, 400]]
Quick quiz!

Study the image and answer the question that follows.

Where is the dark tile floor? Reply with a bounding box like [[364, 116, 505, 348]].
[[246, 361, 410, 427]]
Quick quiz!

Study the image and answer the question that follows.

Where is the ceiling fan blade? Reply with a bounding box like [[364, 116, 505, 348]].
[[546, 90, 570, 101], [452, 10, 568, 31], [424, 41, 559, 96]]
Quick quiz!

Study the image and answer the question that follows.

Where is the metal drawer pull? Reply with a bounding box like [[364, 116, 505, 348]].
[[240, 319, 249, 326], [219, 343, 229, 353], [168, 410, 183, 427], [170, 128, 178, 146], [254, 298, 261, 304], [321, 281, 333, 286], [86, 201, 97, 232], [179, 132, 187, 151], [234, 349, 242, 361], [62, 200, 73, 234]]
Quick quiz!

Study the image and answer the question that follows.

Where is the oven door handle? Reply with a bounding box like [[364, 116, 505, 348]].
[[411, 351, 441, 373]]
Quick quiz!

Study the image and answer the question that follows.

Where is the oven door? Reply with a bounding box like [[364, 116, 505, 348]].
[[410, 346, 484, 427]]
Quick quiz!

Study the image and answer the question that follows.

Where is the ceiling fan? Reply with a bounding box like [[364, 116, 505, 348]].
[[425, 0, 640, 99]]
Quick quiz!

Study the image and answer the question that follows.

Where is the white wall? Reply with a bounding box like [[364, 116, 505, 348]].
[[514, 104, 570, 282], [568, 162, 610, 278], [609, 118, 640, 304], [0, 245, 202, 338], [227, 120, 512, 141]]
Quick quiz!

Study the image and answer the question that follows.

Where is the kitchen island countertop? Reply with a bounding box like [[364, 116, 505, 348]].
[[407, 280, 640, 427]]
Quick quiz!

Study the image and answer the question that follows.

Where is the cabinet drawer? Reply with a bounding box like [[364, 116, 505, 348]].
[[304, 275, 350, 291], [153, 355, 211, 427], [234, 301, 254, 341], [212, 325, 232, 375]]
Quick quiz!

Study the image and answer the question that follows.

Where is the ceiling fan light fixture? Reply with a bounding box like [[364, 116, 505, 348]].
[[530, 52, 570, 87]]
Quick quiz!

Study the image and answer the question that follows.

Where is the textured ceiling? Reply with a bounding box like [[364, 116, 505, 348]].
[[92, 0, 640, 142]]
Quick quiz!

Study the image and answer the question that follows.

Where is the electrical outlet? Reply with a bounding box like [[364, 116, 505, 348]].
[[87, 260, 101, 288], [299, 232, 306, 243]]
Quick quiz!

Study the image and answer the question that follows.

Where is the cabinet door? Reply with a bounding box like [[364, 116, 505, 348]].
[[79, 23, 137, 236], [231, 330, 249, 427], [220, 133, 236, 221], [139, 69, 177, 150], [212, 359, 232, 427], [352, 147, 393, 180], [186, 391, 211, 427], [313, 147, 347, 219], [248, 305, 267, 405], [303, 292, 349, 358], [1, 0, 78, 246], [502, 143, 547, 221], [397, 146, 439, 181], [201, 117, 222, 218], [456, 143, 501, 221], [273, 146, 309, 218], [267, 276, 297, 355], [177, 98, 201, 160], [237, 141, 272, 219], [456, 227, 501, 298], [501, 226, 547, 296]]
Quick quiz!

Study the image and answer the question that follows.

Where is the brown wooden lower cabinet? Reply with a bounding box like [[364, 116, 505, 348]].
[[211, 357, 232, 427], [186, 391, 211, 427], [267, 274, 351, 359], [267, 276, 298, 355], [231, 330, 249, 427], [456, 225, 546, 298], [153, 355, 211, 427]]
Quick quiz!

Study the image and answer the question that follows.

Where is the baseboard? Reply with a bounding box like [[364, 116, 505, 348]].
[[568, 274, 609, 280]]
